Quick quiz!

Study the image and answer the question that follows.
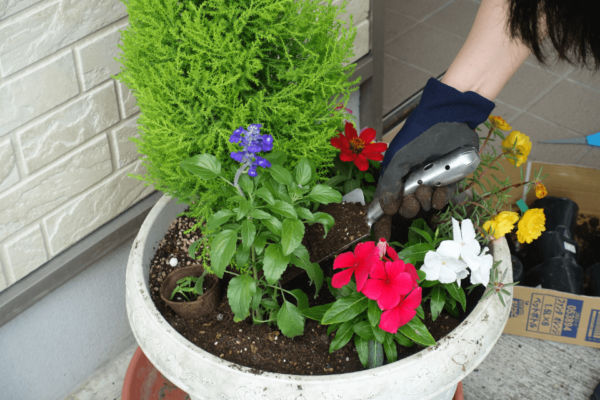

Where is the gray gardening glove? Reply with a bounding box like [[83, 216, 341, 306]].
[[372, 122, 480, 241]]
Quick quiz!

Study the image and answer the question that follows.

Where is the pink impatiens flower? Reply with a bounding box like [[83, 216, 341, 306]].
[[332, 242, 381, 291], [379, 287, 422, 333], [362, 260, 415, 310]]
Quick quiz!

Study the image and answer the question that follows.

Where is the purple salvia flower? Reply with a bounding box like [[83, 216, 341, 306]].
[[255, 156, 271, 168], [248, 165, 258, 177], [229, 127, 245, 143], [230, 151, 244, 163]]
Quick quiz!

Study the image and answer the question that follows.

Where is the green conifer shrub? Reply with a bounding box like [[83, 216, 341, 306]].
[[117, 0, 358, 223]]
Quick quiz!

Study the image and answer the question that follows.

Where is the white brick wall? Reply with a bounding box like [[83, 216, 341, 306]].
[[0, 0, 369, 292], [0, 0, 148, 292]]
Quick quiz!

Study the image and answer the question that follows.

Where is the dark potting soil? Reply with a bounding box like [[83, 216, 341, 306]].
[[148, 214, 477, 376], [302, 201, 371, 263]]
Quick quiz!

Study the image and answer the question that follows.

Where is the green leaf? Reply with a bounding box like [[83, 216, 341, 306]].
[[294, 158, 312, 186], [367, 340, 384, 368], [364, 173, 375, 183], [270, 200, 297, 219], [368, 300, 382, 327], [444, 283, 467, 311], [261, 298, 280, 311], [227, 274, 256, 320], [327, 278, 356, 299], [255, 187, 275, 205], [251, 287, 264, 311], [210, 230, 237, 278], [292, 246, 323, 295], [327, 323, 341, 336], [430, 285, 446, 322], [397, 243, 434, 264], [420, 279, 440, 288], [312, 212, 335, 237], [394, 332, 414, 347], [372, 325, 386, 343], [416, 270, 427, 282], [322, 292, 369, 324], [309, 184, 343, 204], [295, 207, 314, 221], [262, 216, 282, 236], [277, 300, 305, 338], [416, 304, 425, 320], [398, 317, 436, 347], [289, 289, 309, 311], [253, 233, 267, 255], [329, 320, 354, 353], [249, 209, 271, 219], [353, 321, 375, 340], [263, 244, 291, 284], [236, 245, 250, 267], [409, 227, 434, 245], [444, 302, 460, 317], [343, 179, 360, 194], [408, 219, 434, 244], [281, 218, 304, 255], [354, 335, 369, 368], [325, 174, 348, 188], [236, 199, 252, 221], [238, 174, 254, 194], [188, 238, 202, 259], [206, 210, 235, 231], [269, 165, 293, 185], [383, 340, 398, 363], [240, 220, 256, 250], [302, 303, 333, 321], [180, 154, 221, 180], [264, 150, 287, 166], [227, 195, 245, 204]]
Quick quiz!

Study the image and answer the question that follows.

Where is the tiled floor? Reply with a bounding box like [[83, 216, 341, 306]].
[[384, 0, 600, 170]]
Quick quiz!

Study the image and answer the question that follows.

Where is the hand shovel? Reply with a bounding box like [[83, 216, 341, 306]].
[[315, 146, 481, 263]]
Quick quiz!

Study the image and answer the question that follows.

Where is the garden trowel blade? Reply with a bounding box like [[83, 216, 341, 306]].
[[315, 189, 370, 264]]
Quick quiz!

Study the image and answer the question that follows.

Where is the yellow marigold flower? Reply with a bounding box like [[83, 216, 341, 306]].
[[517, 208, 546, 244], [489, 115, 512, 131], [535, 180, 547, 199], [502, 131, 532, 167], [483, 211, 519, 239]]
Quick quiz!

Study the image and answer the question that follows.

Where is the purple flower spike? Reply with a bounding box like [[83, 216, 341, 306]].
[[261, 135, 274, 152], [230, 151, 244, 163], [247, 144, 262, 153], [256, 156, 271, 168], [248, 166, 258, 177], [229, 127, 245, 143], [248, 124, 262, 134]]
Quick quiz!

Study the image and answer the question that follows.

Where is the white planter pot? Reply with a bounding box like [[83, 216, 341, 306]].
[[126, 195, 513, 400]]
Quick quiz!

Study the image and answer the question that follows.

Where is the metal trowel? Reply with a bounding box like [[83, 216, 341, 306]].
[[316, 146, 481, 263]]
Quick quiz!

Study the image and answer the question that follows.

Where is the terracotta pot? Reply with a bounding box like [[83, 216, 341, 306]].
[[160, 265, 221, 319]]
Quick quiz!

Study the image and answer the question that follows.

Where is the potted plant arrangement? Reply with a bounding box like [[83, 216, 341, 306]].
[[119, 0, 547, 399]]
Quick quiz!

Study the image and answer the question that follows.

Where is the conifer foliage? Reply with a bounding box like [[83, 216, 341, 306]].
[[117, 0, 358, 222]]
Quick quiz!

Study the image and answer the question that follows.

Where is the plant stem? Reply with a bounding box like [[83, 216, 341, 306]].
[[232, 161, 251, 198], [479, 180, 530, 202], [251, 246, 260, 321], [478, 126, 495, 155], [462, 153, 505, 192]]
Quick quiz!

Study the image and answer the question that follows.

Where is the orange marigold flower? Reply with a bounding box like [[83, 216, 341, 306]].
[[535, 180, 547, 199], [489, 115, 512, 131]]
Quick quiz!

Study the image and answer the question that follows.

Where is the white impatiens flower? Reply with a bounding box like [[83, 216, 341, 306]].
[[451, 218, 481, 259], [421, 241, 470, 285], [463, 247, 494, 287]]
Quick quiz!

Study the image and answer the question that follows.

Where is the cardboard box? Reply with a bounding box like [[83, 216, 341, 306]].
[[501, 161, 600, 348]]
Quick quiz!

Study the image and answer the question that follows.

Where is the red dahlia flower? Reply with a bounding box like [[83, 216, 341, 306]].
[[379, 287, 422, 333], [332, 242, 381, 291], [330, 122, 388, 171], [362, 260, 415, 310]]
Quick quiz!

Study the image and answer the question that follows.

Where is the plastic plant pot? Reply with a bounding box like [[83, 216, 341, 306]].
[[531, 197, 579, 235], [585, 263, 600, 296], [529, 231, 579, 264], [160, 265, 221, 319], [511, 255, 524, 283], [523, 257, 584, 294]]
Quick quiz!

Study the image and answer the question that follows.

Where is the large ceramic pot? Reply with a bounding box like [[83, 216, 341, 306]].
[[126, 195, 513, 400]]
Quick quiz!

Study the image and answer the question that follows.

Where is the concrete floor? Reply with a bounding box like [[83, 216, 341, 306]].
[[66, 1, 600, 398]]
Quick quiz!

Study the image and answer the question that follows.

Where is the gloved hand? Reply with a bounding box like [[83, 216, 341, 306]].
[[373, 78, 495, 241]]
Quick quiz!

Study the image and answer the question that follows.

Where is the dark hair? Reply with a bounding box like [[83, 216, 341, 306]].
[[508, 0, 600, 69]]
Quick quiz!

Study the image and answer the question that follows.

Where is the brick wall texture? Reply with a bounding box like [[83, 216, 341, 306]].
[[0, 0, 370, 292]]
